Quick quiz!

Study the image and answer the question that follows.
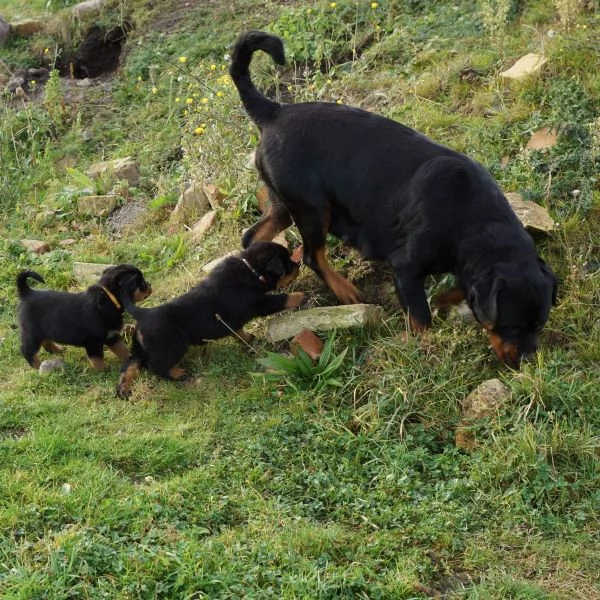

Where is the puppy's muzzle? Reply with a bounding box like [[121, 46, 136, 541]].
[[277, 261, 301, 289]]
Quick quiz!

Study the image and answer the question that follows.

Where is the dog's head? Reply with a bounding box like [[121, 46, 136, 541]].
[[99, 265, 152, 303], [241, 241, 300, 290], [468, 257, 557, 368]]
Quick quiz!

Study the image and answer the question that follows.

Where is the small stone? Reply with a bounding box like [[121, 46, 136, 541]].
[[0, 16, 10, 47], [73, 262, 116, 283], [76, 194, 118, 217], [21, 239, 50, 254], [202, 252, 236, 273], [526, 127, 558, 151], [169, 182, 211, 227], [72, 0, 104, 18], [500, 53, 548, 80], [291, 330, 324, 361], [39, 359, 66, 373], [273, 231, 288, 249], [505, 192, 555, 234], [448, 300, 477, 325], [189, 210, 217, 245], [76, 77, 94, 88], [202, 182, 225, 209], [58, 238, 77, 246], [86, 157, 140, 187], [10, 20, 44, 37], [455, 378, 511, 449], [266, 304, 384, 343], [245, 150, 256, 170]]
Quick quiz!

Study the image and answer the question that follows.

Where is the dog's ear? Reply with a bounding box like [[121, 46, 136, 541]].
[[265, 254, 286, 278], [538, 256, 558, 306], [468, 275, 504, 326]]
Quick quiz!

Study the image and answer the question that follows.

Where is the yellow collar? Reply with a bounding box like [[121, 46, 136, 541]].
[[101, 286, 122, 311]]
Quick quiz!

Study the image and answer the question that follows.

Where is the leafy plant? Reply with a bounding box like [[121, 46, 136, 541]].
[[254, 335, 348, 391]]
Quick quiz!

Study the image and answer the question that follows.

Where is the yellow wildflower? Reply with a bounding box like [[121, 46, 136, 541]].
[[330, 2, 336, 8], [151, 86, 158, 94], [175, 97, 181, 102], [178, 56, 187, 63], [216, 91, 224, 98], [201, 97, 209, 104], [194, 126, 204, 135], [371, 2, 378, 8], [185, 97, 193, 104], [210, 64, 217, 71]]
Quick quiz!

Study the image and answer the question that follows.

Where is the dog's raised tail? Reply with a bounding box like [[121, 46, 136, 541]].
[[16, 270, 45, 298], [229, 30, 285, 127]]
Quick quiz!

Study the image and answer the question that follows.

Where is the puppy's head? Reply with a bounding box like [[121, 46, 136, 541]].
[[241, 241, 300, 290], [99, 265, 152, 303], [468, 257, 557, 368]]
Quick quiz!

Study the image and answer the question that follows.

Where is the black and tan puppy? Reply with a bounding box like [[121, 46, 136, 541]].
[[117, 241, 305, 398], [230, 31, 557, 368], [17, 265, 152, 370]]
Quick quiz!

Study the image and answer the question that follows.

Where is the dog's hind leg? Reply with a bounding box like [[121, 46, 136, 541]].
[[117, 358, 141, 398], [42, 340, 65, 354], [107, 334, 130, 363], [85, 343, 105, 370], [21, 337, 42, 369], [391, 268, 432, 332], [242, 191, 292, 248]]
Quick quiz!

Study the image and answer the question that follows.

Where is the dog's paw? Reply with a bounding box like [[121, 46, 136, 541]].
[[285, 292, 307, 309], [168, 367, 189, 381]]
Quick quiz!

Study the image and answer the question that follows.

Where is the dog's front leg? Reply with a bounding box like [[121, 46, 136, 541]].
[[255, 292, 307, 317], [391, 268, 431, 332], [107, 334, 130, 363], [85, 343, 105, 370]]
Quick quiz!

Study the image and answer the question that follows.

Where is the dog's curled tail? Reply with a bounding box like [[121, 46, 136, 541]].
[[16, 270, 45, 298], [229, 30, 285, 127]]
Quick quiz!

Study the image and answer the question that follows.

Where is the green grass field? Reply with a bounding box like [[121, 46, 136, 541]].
[[1, 0, 599, 597]]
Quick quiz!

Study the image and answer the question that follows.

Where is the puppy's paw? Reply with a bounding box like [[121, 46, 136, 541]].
[[116, 384, 132, 399], [168, 367, 189, 381], [285, 292, 307, 309]]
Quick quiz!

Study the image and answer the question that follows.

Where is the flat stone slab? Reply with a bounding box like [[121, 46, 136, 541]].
[[526, 127, 558, 151], [500, 53, 548, 79], [505, 192, 555, 233], [202, 251, 236, 273], [266, 303, 384, 343], [73, 261, 116, 283], [21, 239, 50, 254], [76, 194, 118, 217], [86, 157, 140, 187]]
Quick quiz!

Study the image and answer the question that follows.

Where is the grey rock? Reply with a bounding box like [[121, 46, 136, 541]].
[[39, 359, 66, 373], [0, 16, 10, 48], [73, 261, 116, 283]]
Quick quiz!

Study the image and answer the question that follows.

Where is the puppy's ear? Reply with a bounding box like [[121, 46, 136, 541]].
[[265, 254, 286, 278], [538, 256, 558, 306], [468, 275, 504, 326]]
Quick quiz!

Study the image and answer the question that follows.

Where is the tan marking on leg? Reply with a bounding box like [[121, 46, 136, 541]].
[[315, 247, 362, 304], [31, 354, 41, 370], [433, 287, 466, 308], [408, 315, 429, 333], [108, 339, 130, 363], [88, 356, 105, 371], [234, 329, 255, 345], [118, 362, 140, 398], [42, 340, 65, 354], [285, 292, 306, 309], [168, 366, 188, 380]]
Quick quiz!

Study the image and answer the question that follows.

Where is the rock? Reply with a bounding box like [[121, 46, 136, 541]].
[[266, 304, 384, 343], [500, 53, 548, 79], [169, 182, 211, 227], [273, 231, 288, 249], [76, 77, 94, 88], [189, 210, 217, 245], [447, 300, 477, 325], [505, 192, 555, 234], [0, 16, 10, 47], [39, 359, 66, 373], [455, 378, 511, 449], [107, 201, 147, 237], [290, 330, 324, 361], [72, 0, 104, 18], [202, 182, 225, 209], [76, 194, 118, 217], [202, 251, 236, 273], [58, 238, 78, 246], [10, 20, 44, 37], [245, 150, 256, 170], [86, 157, 140, 187], [20, 239, 50, 254], [256, 184, 270, 212], [7, 67, 49, 93], [73, 261, 116, 283], [526, 127, 558, 151]]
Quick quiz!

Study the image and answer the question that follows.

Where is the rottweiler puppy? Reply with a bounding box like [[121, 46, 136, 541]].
[[229, 30, 558, 368], [17, 265, 151, 370], [116, 241, 305, 398]]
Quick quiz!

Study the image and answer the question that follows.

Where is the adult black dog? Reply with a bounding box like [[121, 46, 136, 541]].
[[230, 30, 557, 368], [116, 241, 305, 397], [17, 265, 151, 370]]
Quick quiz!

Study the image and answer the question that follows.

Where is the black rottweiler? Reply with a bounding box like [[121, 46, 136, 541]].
[[116, 241, 305, 397], [230, 30, 557, 368], [17, 265, 152, 370]]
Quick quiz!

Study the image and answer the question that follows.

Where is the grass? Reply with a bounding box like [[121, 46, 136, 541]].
[[1, 0, 599, 597]]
